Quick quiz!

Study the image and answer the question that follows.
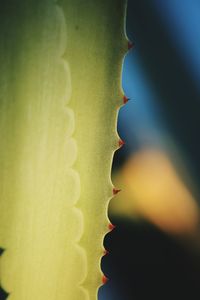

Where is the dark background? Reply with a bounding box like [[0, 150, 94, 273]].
[[99, 1, 200, 299]]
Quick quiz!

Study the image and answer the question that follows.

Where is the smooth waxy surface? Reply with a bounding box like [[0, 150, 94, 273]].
[[0, 1, 126, 299]]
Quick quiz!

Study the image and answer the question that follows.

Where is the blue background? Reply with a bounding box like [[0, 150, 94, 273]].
[[99, 1, 200, 299]]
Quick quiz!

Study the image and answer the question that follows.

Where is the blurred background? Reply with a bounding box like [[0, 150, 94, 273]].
[[99, 0, 200, 299]]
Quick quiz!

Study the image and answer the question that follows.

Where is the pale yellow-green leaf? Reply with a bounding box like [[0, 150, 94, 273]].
[[0, 1, 126, 299]]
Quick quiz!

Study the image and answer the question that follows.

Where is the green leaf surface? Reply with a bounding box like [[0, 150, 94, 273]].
[[0, 1, 126, 299]]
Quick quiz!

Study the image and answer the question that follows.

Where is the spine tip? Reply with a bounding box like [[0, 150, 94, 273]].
[[128, 41, 134, 50], [113, 188, 121, 195], [123, 95, 129, 104], [118, 139, 125, 147], [102, 275, 109, 285], [103, 249, 109, 256], [108, 223, 116, 231]]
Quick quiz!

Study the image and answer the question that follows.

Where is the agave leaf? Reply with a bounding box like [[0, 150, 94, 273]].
[[0, 1, 126, 299]]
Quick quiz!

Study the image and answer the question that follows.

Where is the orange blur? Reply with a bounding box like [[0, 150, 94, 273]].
[[112, 149, 199, 236]]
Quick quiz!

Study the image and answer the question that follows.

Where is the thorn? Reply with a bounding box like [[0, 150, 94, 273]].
[[103, 249, 109, 256], [108, 223, 116, 231], [102, 275, 109, 284], [128, 41, 134, 50], [113, 188, 121, 195], [123, 95, 129, 104], [118, 139, 125, 147]]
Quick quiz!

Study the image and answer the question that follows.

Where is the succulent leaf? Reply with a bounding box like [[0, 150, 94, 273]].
[[0, 1, 126, 299]]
